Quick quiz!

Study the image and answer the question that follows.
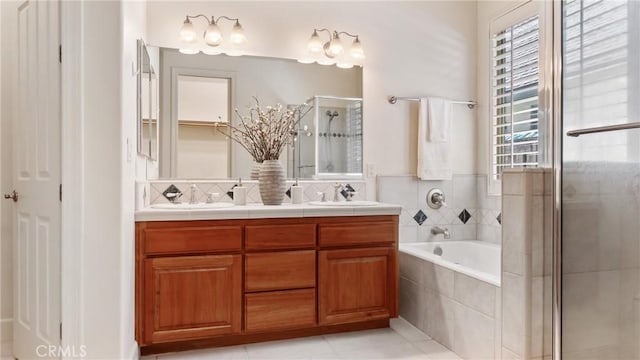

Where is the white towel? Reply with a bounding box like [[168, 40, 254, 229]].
[[417, 97, 453, 180]]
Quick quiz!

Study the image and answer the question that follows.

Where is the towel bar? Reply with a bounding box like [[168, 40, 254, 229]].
[[387, 96, 476, 109]]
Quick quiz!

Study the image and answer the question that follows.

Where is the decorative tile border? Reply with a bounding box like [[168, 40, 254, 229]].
[[377, 175, 502, 243], [148, 180, 366, 205]]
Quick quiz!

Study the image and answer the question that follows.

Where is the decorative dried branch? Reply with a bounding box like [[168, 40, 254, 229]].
[[216, 97, 312, 161]]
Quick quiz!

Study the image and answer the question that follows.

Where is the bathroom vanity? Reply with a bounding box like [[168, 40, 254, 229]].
[[134, 204, 400, 354]]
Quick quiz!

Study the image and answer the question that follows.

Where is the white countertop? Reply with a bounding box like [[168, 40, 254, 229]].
[[135, 202, 402, 222]]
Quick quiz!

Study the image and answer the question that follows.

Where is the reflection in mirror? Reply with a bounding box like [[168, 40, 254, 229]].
[[137, 39, 159, 160], [176, 75, 230, 178], [289, 96, 363, 179], [157, 47, 362, 179]]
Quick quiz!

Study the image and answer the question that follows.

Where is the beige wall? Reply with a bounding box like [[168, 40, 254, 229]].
[[177, 127, 229, 178], [147, 1, 479, 197]]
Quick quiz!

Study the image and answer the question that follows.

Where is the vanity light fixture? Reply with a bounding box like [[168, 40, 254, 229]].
[[179, 14, 248, 56], [299, 28, 365, 68]]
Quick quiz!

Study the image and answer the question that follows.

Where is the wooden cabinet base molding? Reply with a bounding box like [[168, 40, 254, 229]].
[[140, 319, 390, 356], [136, 216, 398, 354]]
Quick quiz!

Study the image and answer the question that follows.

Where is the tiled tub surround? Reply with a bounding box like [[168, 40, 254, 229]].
[[398, 247, 502, 359], [377, 175, 501, 244], [400, 241, 501, 286], [146, 180, 366, 207], [501, 169, 552, 360]]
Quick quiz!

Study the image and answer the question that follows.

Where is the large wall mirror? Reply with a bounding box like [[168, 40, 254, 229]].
[[137, 40, 159, 160], [154, 47, 363, 180]]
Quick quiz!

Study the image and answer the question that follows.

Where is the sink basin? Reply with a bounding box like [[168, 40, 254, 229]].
[[308, 200, 379, 207], [150, 202, 235, 210]]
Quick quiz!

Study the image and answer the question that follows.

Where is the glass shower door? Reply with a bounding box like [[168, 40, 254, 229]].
[[561, 0, 640, 358]]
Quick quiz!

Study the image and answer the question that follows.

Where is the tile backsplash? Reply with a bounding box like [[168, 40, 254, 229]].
[[146, 180, 366, 207], [377, 175, 501, 243]]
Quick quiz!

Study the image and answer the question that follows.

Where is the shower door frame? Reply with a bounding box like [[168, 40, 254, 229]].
[[551, 0, 562, 359]]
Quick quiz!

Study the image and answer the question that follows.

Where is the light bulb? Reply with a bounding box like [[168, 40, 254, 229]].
[[327, 33, 344, 57], [307, 30, 323, 53], [179, 47, 200, 55], [336, 60, 354, 69], [202, 47, 223, 55], [297, 57, 316, 64], [317, 57, 334, 66], [230, 21, 247, 45], [349, 37, 365, 60], [205, 21, 222, 46], [179, 18, 197, 44]]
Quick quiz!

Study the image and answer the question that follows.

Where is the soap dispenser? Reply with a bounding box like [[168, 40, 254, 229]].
[[233, 178, 247, 206], [291, 178, 303, 204]]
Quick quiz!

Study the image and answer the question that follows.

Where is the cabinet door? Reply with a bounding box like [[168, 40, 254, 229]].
[[318, 248, 397, 325], [143, 254, 242, 344]]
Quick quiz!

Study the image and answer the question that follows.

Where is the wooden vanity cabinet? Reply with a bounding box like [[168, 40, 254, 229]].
[[317, 220, 398, 325], [143, 254, 242, 344], [318, 247, 397, 325], [136, 216, 398, 354]]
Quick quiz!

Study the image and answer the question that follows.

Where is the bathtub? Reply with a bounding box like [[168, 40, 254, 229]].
[[399, 240, 500, 286], [398, 240, 502, 359]]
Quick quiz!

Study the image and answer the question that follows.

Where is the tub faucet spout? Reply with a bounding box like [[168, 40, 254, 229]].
[[431, 226, 451, 239]]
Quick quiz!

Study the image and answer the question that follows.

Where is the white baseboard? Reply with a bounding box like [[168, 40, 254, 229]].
[[126, 340, 139, 360]]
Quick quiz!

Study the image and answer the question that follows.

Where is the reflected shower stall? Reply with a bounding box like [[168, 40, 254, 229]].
[[288, 96, 363, 179]]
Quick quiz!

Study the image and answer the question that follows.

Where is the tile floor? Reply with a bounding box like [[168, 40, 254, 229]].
[[142, 318, 461, 360]]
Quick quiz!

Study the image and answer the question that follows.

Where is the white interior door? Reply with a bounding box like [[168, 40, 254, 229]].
[[10, 0, 61, 358]]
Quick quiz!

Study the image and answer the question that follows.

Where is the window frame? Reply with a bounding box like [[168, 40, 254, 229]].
[[487, 1, 552, 196]]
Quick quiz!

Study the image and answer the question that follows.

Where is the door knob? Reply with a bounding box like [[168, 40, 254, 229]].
[[3, 190, 18, 202]]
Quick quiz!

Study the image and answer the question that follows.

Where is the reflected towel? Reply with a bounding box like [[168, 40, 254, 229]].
[[417, 97, 453, 180]]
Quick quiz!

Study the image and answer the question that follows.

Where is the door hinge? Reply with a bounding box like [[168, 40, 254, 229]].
[[59, 184, 62, 202], [59, 322, 62, 340], [59, 45, 62, 63]]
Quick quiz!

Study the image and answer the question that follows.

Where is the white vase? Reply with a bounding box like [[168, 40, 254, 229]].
[[258, 160, 286, 205], [250, 161, 262, 180]]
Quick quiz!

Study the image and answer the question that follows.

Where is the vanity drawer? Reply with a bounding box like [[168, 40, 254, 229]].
[[318, 222, 396, 247], [245, 289, 316, 332], [245, 250, 316, 292], [245, 224, 316, 250], [143, 226, 242, 255]]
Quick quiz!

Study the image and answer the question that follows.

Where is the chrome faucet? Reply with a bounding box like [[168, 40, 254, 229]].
[[189, 184, 200, 204], [165, 191, 183, 204], [431, 226, 451, 239], [333, 183, 345, 202]]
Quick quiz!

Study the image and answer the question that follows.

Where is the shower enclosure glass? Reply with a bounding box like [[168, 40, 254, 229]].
[[561, 0, 640, 358], [288, 96, 363, 179]]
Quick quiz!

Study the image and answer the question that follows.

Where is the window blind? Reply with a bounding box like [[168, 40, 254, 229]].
[[492, 15, 540, 180], [563, 0, 631, 162]]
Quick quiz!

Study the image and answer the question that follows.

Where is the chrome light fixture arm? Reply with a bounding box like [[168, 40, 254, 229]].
[[215, 15, 240, 24], [185, 14, 211, 23], [336, 31, 359, 39], [185, 14, 240, 25]]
